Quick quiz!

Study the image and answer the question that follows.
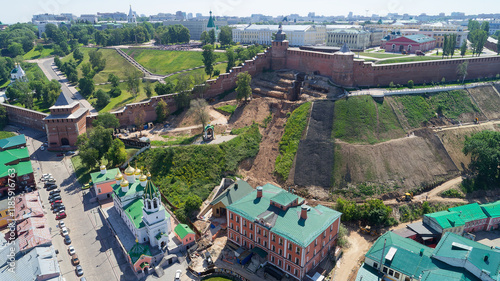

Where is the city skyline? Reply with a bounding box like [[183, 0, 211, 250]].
[[2, 0, 500, 24]]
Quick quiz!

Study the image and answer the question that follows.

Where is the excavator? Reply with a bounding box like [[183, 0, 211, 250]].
[[399, 192, 413, 202], [203, 124, 215, 142]]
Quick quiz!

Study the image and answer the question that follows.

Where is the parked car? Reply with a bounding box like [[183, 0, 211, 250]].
[[66, 151, 76, 156], [68, 245, 75, 255], [64, 234, 71, 245], [46, 178, 56, 183], [40, 146, 45, 151], [49, 196, 62, 202], [82, 183, 91, 190], [174, 269, 181, 281], [59, 220, 66, 228], [80, 277, 87, 281], [56, 212, 67, 220], [61, 227, 69, 236], [54, 205, 66, 213], [75, 265, 83, 276], [46, 185, 58, 191], [56, 153, 64, 157], [71, 254, 80, 265], [51, 199, 62, 205], [50, 203, 62, 210], [49, 189, 61, 196]]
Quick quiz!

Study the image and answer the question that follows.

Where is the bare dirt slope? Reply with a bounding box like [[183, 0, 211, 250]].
[[436, 122, 500, 171], [333, 129, 459, 190], [230, 97, 297, 187], [467, 85, 500, 120]]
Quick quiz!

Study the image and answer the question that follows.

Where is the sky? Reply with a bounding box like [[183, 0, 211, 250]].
[[1, 0, 499, 24]]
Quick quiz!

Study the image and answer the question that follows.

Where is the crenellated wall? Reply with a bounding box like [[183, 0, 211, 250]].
[[1, 103, 47, 131]]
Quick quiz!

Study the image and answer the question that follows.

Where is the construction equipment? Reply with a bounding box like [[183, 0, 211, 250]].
[[203, 124, 215, 141], [474, 117, 480, 124], [401, 192, 413, 202]]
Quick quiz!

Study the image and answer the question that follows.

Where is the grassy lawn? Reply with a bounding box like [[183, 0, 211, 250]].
[[92, 80, 158, 113], [23, 45, 54, 60], [215, 104, 237, 115], [164, 63, 228, 85], [71, 147, 138, 184], [0, 131, 16, 139], [391, 90, 479, 128], [123, 48, 227, 75], [61, 48, 142, 84], [376, 56, 449, 64], [332, 95, 405, 144], [275, 102, 311, 180], [358, 52, 403, 59], [151, 134, 201, 146]]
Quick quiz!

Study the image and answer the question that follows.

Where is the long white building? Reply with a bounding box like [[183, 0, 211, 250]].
[[232, 24, 326, 46]]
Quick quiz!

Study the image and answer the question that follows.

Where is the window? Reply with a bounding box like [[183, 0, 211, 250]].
[[257, 228, 261, 235], [315, 239, 317, 246], [278, 249, 282, 255], [243, 240, 246, 247], [294, 269, 298, 276], [272, 245, 275, 252], [288, 243, 292, 250], [231, 223, 233, 229], [383, 267, 388, 274], [257, 238, 261, 244], [278, 259, 282, 267], [243, 220, 246, 227], [236, 226, 239, 232], [395, 272, 400, 278], [249, 234, 252, 239], [295, 257, 299, 265], [271, 256, 274, 262], [249, 224, 252, 230], [264, 241, 267, 247], [389, 269, 394, 276], [230, 213, 233, 220], [373, 262, 378, 269], [287, 264, 290, 271], [279, 238, 283, 245], [288, 254, 291, 260], [236, 216, 239, 223], [296, 247, 300, 254], [272, 234, 275, 242], [263, 231, 267, 237]]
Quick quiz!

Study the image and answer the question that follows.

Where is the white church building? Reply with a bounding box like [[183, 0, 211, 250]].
[[111, 165, 170, 250]]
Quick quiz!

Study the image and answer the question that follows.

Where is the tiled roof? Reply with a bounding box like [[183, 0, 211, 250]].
[[14, 191, 44, 221], [210, 179, 254, 207], [16, 217, 47, 234], [174, 224, 195, 239], [480, 201, 500, 218], [17, 227, 52, 252], [0, 147, 32, 178], [227, 183, 341, 247], [0, 134, 26, 149], [90, 168, 119, 184]]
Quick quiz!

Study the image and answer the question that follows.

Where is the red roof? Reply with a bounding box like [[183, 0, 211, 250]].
[[15, 191, 44, 221], [17, 217, 47, 235], [17, 218, 52, 252], [96, 180, 115, 195]]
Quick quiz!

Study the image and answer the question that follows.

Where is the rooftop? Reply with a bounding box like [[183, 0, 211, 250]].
[[0, 134, 26, 150], [448, 203, 488, 223], [241, 24, 312, 32], [128, 243, 151, 264], [210, 179, 254, 207], [0, 246, 61, 281], [52, 90, 78, 108], [227, 183, 341, 248], [44, 107, 88, 120], [0, 147, 32, 178], [404, 34, 436, 43], [480, 201, 500, 218], [90, 168, 119, 185], [174, 224, 195, 239], [425, 210, 465, 229]]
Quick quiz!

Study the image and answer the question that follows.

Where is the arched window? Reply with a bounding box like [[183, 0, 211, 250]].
[[153, 198, 158, 209], [61, 138, 69, 146]]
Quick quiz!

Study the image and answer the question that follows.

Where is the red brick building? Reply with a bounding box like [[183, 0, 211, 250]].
[[44, 92, 89, 151], [383, 34, 436, 54], [227, 184, 342, 280]]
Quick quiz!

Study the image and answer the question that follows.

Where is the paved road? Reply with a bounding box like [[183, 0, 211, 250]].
[[30, 57, 97, 115], [19, 126, 135, 281]]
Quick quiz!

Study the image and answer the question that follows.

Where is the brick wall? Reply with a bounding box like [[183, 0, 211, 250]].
[[1, 103, 47, 131]]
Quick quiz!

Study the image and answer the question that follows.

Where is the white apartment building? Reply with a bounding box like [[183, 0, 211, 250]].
[[326, 29, 371, 50], [232, 24, 326, 46]]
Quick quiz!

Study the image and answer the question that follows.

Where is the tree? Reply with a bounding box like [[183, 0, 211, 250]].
[[460, 41, 467, 57], [78, 77, 95, 98], [134, 111, 146, 134], [0, 105, 7, 130], [468, 20, 480, 34], [457, 61, 468, 84], [77, 134, 100, 170], [95, 89, 110, 109], [219, 26, 232, 46], [155, 99, 169, 123], [481, 21, 490, 33], [208, 29, 216, 45], [202, 44, 216, 78], [73, 47, 84, 62], [106, 138, 127, 167], [92, 112, 120, 129], [226, 48, 235, 73], [88, 49, 106, 72], [35, 44, 44, 55], [144, 81, 153, 98], [8, 42, 24, 57], [236, 72, 252, 102], [442, 34, 448, 58], [154, 81, 174, 96], [200, 31, 209, 45], [463, 130, 500, 182], [188, 98, 210, 129], [125, 70, 141, 99], [42, 32, 48, 43], [108, 73, 120, 88], [77, 125, 114, 169], [81, 62, 94, 79]]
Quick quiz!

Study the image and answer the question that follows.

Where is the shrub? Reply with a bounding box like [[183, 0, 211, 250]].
[[440, 189, 465, 198], [408, 80, 414, 88], [389, 82, 395, 88]]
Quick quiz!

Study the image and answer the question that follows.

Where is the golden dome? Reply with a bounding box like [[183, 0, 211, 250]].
[[120, 179, 129, 187], [124, 165, 135, 175], [115, 170, 123, 180], [134, 167, 142, 175], [100, 164, 106, 170], [146, 171, 151, 179], [139, 173, 147, 182]]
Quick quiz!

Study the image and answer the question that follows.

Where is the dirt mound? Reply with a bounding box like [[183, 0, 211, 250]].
[[468, 85, 500, 120], [294, 100, 335, 187], [229, 97, 275, 129], [437, 122, 500, 171], [333, 129, 459, 190]]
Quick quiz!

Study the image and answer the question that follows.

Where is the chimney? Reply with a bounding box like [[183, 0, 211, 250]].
[[301, 204, 308, 220], [257, 186, 263, 198]]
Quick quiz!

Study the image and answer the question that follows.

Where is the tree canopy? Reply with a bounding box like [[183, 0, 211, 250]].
[[202, 44, 216, 77], [236, 72, 252, 102], [463, 130, 500, 182], [92, 112, 120, 129]]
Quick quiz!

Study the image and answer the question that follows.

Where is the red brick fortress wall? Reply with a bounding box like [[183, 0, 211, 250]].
[[1, 103, 48, 131]]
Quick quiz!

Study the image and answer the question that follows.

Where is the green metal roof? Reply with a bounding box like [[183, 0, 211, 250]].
[[0, 134, 26, 149], [207, 11, 215, 28], [425, 210, 465, 229], [227, 183, 342, 248], [270, 191, 301, 207], [90, 168, 119, 184], [480, 201, 500, 218], [174, 224, 194, 239], [127, 243, 151, 264], [143, 177, 158, 199], [355, 263, 383, 281], [210, 180, 254, 207], [449, 203, 487, 223], [0, 148, 31, 177], [123, 198, 146, 229], [113, 181, 145, 198]]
